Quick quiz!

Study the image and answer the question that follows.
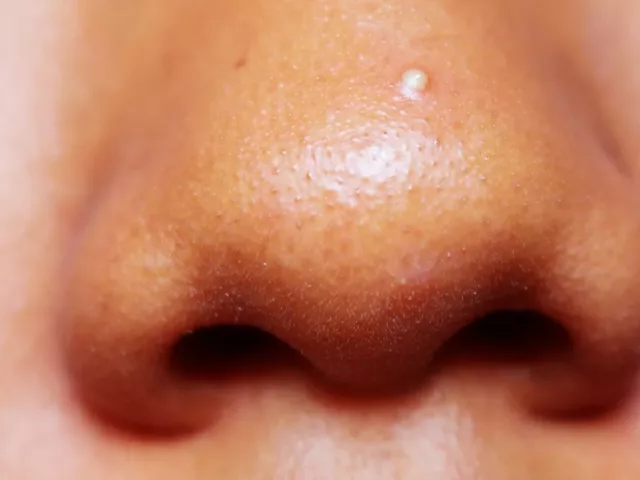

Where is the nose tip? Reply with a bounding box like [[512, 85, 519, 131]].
[[59, 53, 640, 432], [60, 119, 640, 433], [57, 140, 521, 431]]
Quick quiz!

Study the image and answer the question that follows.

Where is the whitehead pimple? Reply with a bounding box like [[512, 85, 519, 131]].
[[400, 69, 429, 99]]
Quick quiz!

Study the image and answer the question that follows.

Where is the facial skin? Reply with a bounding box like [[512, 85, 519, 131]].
[[3, 0, 640, 478]]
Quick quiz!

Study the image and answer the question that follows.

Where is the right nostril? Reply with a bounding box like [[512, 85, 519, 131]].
[[435, 311, 633, 420], [439, 310, 573, 365], [170, 325, 302, 381]]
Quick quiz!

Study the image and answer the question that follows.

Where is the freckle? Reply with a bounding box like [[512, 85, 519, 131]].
[[234, 55, 247, 70], [400, 69, 429, 98]]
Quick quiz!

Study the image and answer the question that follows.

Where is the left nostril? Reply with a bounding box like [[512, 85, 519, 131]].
[[170, 325, 304, 382]]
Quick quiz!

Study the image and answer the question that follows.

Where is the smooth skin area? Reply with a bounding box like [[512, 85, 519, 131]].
[[2, 0, 640, 478]]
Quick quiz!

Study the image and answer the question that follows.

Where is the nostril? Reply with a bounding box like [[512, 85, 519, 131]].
[[437, 311, 634, 420], [444, 310, 573, 364], [170, 325, 304, 382], [169, 312, 574, 398]]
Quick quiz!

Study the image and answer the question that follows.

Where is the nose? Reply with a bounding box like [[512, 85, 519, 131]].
[[60, 13, 640, 433]]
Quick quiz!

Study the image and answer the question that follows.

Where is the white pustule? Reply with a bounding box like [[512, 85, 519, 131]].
[[400, 69, 428, 99]]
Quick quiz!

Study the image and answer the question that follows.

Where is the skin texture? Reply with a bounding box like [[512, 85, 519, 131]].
[[2, 0, 640, 478]]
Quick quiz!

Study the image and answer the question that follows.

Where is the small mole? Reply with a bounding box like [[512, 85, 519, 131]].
[[234, 56, 248, 70], [400, 69, 429, 99]]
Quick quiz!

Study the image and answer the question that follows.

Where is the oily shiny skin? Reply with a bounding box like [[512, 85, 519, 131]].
[[3, 0, 640, 478]]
